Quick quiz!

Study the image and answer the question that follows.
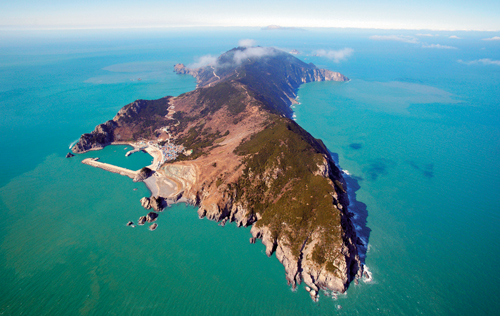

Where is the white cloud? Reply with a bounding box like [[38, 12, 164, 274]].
[[458, 58, 500, 66], [369, 35, 418, 44], [232, 46, 276, 65], [422, 43, 457, 49], [449, 35, 461, 39], [189, 46, 278, 69], [238, 39, 256, 47], [416, 33, 434, 37], [483, 36, 500, 41], [188, 54, 217, 68], [313, 48, 354, 63]]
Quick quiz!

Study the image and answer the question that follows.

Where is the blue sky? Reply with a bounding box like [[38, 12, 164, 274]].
[[1, 0, 500, 31]]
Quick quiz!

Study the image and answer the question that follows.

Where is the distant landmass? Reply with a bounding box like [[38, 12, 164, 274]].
[[72, 46, 363, 299], [261, 25, 306, 31]]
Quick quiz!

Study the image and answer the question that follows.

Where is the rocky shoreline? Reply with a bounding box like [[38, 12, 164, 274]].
[[191, 153, 363, 295]]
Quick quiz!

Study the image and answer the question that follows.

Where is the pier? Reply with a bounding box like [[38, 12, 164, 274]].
[[125, 146, 146, 157], [82, 158, 138, 179]]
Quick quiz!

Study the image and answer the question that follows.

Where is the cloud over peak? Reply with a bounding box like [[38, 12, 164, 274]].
[[232, 46, 276, 64], [188, 45, 278, 69], [238, 39, 257, 47], [188, 54, 217, 68]]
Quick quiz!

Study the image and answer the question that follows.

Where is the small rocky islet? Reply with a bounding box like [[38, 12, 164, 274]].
[[130, 196, 167, 230], [137, 216, 146, 226], [149, 223, 158, 231]]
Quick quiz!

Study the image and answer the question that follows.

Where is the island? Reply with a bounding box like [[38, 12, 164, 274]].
[[72, 46, 363, 299]]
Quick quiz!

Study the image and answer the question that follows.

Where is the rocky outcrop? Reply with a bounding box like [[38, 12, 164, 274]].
[[304, 286, 319, 301], [174, 63, 200, 78], [140, 197, 151, 209], [150, 196, 164, 212], [133, 167, 153, 182], [197, 200, 257, 228], [250, 225, 277, 258], [138, 216, 146, 225], [72, 120, 117, 153], [114, 99, 148, 119], [72, 97, 171, 153], [149, 223, 158, 231], [66, 152, 74, 158], [146, 212, 158, 223], [302, 68, 349, 83], [173, 63, 189, 74], [246, 209, 361, 295]]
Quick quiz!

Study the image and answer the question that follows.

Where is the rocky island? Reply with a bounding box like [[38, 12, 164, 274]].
[[72, 46, 363, 298]]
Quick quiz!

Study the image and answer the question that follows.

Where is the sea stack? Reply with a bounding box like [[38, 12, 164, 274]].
[[140, 197, 151, 210], [150, 196, 164, 212], [133, 167, 153, 182], [138, 216, 146, 225], [146, 212, 158, 222]]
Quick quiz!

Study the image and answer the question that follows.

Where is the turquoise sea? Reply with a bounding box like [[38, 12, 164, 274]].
[[1, 28, 499, 315]]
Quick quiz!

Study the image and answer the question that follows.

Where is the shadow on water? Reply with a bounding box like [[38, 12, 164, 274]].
[[407, 160, 434, 178], [349, 143, 363, 150], [363, 158, 397, 181], [330, 151, 371, 267]]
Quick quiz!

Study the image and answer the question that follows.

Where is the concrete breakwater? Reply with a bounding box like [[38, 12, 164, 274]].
[[81, 158, 179, 199], [82, 158, 138, 179], [125, 146, 146, 157]]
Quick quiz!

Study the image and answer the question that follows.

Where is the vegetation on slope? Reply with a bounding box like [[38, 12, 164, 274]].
[[115, 98, 171, 141], [196, 81, 247, 116], [233, 117, 345, 273], [174, 121, 225, 161]]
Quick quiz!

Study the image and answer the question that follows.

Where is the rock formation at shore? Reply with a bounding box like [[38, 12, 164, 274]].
[[149, 196, 164, 212], [74, 46, 361, 296], [173, 63, 199, 77], [140, 197, 151, 209], [146, 212, 158, 223], [133, 167, 153, 182], [72, 120, 117, 153]]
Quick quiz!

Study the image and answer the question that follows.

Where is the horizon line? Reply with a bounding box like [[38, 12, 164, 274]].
[[1, 24, 499, 33]]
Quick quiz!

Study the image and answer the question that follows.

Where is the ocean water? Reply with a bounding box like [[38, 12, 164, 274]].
[[1, 28, 499, 315]]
